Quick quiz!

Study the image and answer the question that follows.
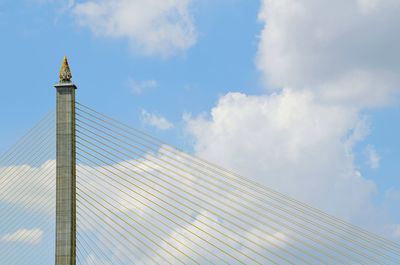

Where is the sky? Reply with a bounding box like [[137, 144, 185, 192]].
[[0, 0, 400, 262]]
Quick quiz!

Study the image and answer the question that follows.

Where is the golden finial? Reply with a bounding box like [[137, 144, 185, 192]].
[[59, 56, 72, 83]]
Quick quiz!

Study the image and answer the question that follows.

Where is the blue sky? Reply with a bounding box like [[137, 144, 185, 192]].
[[0, 0, 262, 149], [1, 0, 400, 256]]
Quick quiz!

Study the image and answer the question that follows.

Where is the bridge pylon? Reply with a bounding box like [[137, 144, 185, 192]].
[[55, 56, 77, 265]]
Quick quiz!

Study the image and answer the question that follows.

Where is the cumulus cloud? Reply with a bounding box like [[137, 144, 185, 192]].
[[185, 90, 377, 221], [178, 0, 400, 237], [73, 0, 197, 57], [1, 228, 43, 246], [256, 0, 400, 107], [141, 110, 174, 130]]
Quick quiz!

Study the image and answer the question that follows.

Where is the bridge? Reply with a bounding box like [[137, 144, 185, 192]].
[[0, 57, 399, 264]]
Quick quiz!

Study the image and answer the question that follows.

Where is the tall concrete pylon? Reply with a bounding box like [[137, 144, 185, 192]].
[[55, 56, 76, 265]]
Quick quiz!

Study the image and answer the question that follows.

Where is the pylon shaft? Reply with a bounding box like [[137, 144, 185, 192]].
[[55, 82, 76, 265]]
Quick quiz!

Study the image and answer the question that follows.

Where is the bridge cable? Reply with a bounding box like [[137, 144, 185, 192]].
[[76, 103, 400, 257], [76, 102, 400, 253], [75, 120, 385, 265], [77, 166, 219, 265], [76, 144, 293, 265], [75, 115, 396, 264], [76, 102, 400, 261]]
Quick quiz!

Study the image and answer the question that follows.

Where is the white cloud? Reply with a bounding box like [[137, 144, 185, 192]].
[[365, 144, 380, 169], [185, 90, 378, 222], [73, 0, 197, 57], [129, 79, 157, 95], [141, 110, 174, 130], [1, 228, 43, 246], [256, 0, 400, 107]]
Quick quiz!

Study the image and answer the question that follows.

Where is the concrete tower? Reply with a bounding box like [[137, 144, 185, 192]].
[[55, 56, 76, 265]]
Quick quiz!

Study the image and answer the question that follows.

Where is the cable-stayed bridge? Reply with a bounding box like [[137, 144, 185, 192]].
[[0, 58, 399, 265]]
